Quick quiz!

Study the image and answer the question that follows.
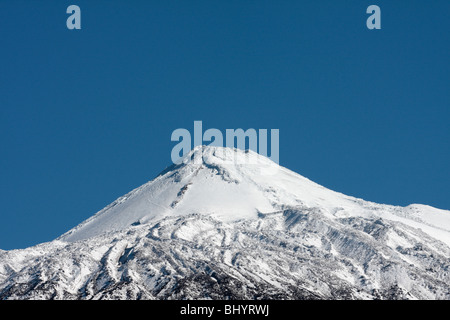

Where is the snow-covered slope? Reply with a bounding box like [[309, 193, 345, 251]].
[[1, 146, 449, 300]]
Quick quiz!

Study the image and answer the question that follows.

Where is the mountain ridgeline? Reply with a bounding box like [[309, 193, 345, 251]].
[[1, 146, 449, 300]]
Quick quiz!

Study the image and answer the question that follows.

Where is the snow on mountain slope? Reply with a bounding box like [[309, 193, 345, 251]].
[[59, 146, 450, 246], [0, 146, 449, 300]]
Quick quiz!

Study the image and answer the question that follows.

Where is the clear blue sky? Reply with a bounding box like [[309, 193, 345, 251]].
[[0, 1, 449, 250]]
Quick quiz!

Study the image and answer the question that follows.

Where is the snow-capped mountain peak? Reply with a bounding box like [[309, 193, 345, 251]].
[[1, 146, 450, 300], [60, 146, 450, 246]]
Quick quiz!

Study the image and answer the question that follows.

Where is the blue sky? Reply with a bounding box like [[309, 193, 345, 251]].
[[0, 1, 449, 249]]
